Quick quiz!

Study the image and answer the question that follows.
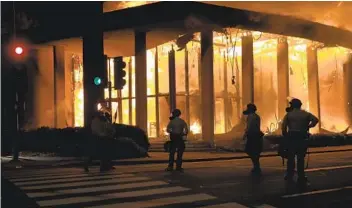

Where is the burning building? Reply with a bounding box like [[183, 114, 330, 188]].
[[16, 1, 352, 145]]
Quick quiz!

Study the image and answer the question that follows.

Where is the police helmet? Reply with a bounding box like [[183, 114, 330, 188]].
[[289, 98, 302, 109], [243, 103, 257, 115], [171, 109, 182, 117]]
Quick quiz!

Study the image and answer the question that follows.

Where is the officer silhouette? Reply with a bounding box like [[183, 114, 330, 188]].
[[165, 109, 188, 172], [243, 103, 264, 175], [281, 98, 319, 184]]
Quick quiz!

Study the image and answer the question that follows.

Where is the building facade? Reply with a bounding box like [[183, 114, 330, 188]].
[[18, 2, 352, 144]]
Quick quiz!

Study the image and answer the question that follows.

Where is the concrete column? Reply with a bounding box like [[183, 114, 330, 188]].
[[241, 35, 254, 108], [223, 52, 230, 132], [168, 46, 176, 112], [53, 46, 66, 128], [343, 54, 352, 125], [185, 47, 191, 128], [64, 52, 74, 127], [33, 47, 55, 128], [155, 47, 160, 137], [277, 37, 289, 119], [200, 30, 214, 146], [83, 3, 104, 128], [134, 31, 148, 133], [307, 46, 321, 132], [128, 58, 133, 125]]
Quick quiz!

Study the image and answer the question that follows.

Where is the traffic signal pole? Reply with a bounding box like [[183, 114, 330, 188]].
[[108, 63, 113, 123], [12, 92, 20, 161]]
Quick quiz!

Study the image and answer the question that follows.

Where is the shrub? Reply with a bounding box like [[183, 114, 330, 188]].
[[19, 124, 150, 159]]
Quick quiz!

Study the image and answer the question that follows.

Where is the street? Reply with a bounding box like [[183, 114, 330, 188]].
[[2, 151, 352, 208]]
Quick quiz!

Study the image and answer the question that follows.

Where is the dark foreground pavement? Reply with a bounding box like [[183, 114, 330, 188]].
[[1, 176, 39, 208], [2, 151, 352, 208]]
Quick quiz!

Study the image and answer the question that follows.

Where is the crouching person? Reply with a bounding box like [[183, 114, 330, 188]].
[[165, 109, 188, 172], [91, 110, 115, 172]]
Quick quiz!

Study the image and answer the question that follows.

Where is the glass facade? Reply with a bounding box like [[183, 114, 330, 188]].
[[71, 29, 352, 139], [318, 47, 351, 132]]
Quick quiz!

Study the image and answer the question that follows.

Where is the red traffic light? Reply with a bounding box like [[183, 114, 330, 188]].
[[15, 46, 24, 55]]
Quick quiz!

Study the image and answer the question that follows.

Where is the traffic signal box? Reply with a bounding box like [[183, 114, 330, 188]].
[[113, 57, 127, 90], [93, 55, 109, 88]]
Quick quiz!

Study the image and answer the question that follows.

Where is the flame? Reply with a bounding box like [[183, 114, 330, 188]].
[[70, 31, 351, 136], [104, 1, 156, 12], [73, 56, 84, 127], [190, 121, 201, 134]]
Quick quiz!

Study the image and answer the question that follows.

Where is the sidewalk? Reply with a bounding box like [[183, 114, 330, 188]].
[[2, 145, 352, 168]]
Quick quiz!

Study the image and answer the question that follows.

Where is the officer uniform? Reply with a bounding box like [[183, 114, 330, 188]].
[[243, 103, 263, 174], [281, 99, 319, 183], [166, 109, 188, 172]]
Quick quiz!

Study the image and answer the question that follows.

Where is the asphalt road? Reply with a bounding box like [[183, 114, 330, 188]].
[[2, 151, 352, 208]]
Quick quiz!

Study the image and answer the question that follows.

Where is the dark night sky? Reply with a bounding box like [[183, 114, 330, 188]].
[[1, 1, 102, 34]]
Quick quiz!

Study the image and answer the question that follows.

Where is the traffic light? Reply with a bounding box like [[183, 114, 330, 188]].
[[113, 57, 127, 90], [92, 55, 108, 87], [15, 46, 24, 55], [94, 77, 102, 86]]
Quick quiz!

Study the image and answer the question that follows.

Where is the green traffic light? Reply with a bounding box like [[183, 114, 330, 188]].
[[94, 77, 102, 85]]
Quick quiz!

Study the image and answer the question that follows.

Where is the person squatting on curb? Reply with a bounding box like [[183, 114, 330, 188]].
[[87, 108, 116, 172], [281, 98, 319, 184], [165, 109, 189, 172], [243, 103, 264, 175]]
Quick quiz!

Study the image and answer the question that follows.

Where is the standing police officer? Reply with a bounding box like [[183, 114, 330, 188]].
[[165, 109, 188, 172], [243, 103, 264, 175], [281, 98, 319, 184]]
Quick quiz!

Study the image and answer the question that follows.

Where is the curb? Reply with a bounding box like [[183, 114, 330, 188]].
[[4, 147, 352, 169]]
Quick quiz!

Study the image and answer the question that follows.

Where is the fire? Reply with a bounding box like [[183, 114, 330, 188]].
[[103, 1, 156, 12], [190, 121, 201, 134], [73, 55, 84, 127]]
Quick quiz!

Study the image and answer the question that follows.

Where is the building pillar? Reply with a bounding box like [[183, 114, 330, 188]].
[[155, 47, 160, 137], [64, 52, 74, 127], [33, 47, 55, 128], [200, 30, 214, 146], [168, 46, 176, 112], [128, 58, 133, 125], [307, 46, 321, 132], [185, 47, 191, 128], [82, 3, 104, 128], [242, 35, 254, 108], [223, 52, 230, 132], [53, 46, 66, 128], [277, 37, 289, 119], [135, 31, 148, 133], [343, 54, 352, 125]]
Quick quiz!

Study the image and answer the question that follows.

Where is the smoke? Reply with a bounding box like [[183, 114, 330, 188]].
[[102, 1, 352, 32], [206, 1, 352, 32]]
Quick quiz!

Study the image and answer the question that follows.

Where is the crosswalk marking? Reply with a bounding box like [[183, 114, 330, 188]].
[[200, 202, 249, 208], [306, 164, 352, 172], [38, 186, 190, 207], [13, 173, 134, 186], [282, 186, 352, 198], [27, 181, 168, 198], [4, 169, 85, 178], [87, 193, 217, 208], [3, 168, 278, 208], [8, 171, 123, 182], [4, 167, 110, 178], [255, 204, 278, 208], [20, 176, 150, 190]]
